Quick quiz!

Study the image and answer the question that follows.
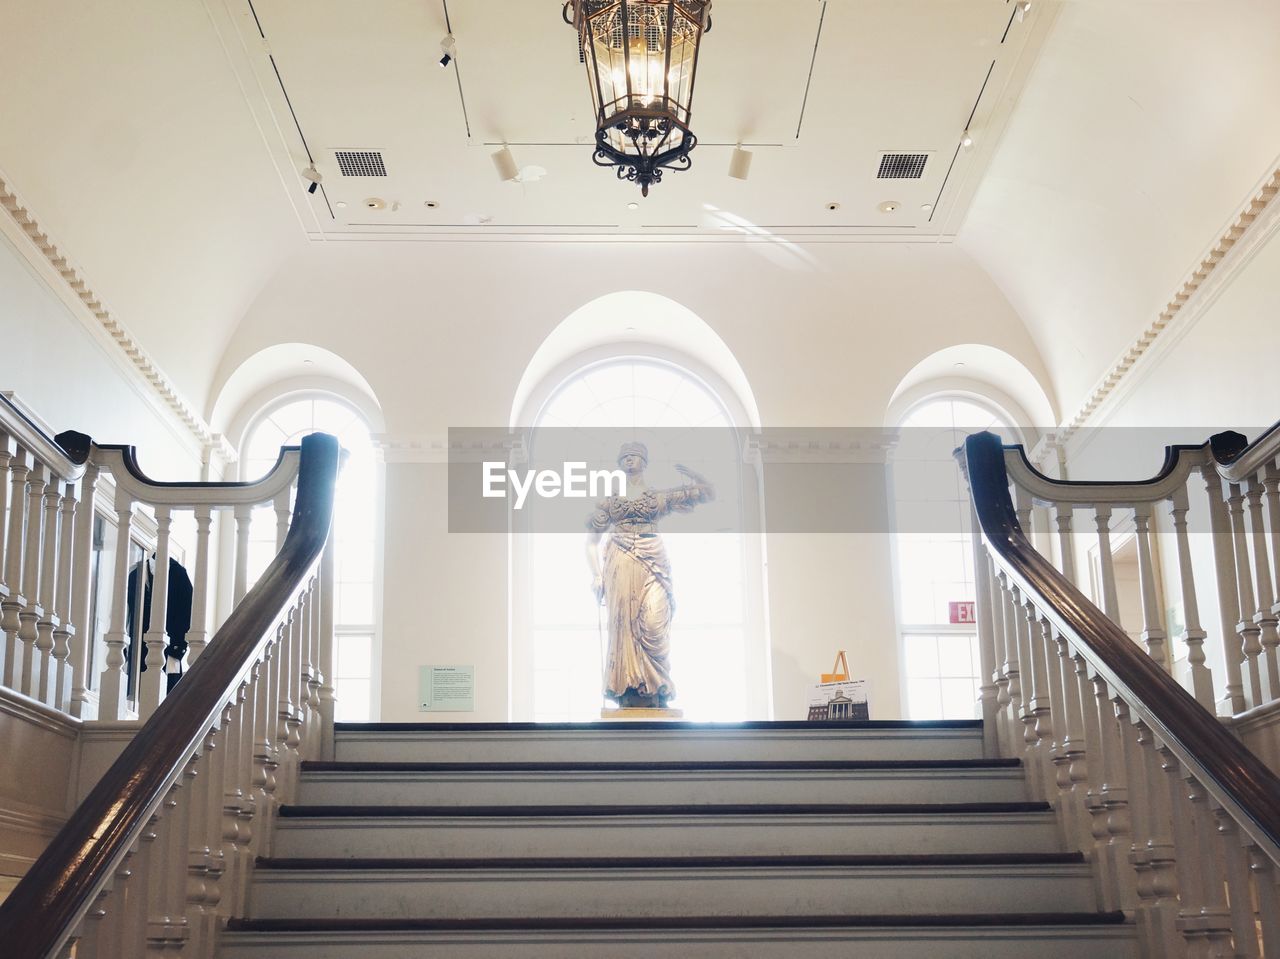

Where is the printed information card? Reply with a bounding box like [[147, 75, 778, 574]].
[[419, 665, 475, 712]]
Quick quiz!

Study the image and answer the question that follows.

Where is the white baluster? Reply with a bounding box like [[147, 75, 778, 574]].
[[18, 460, 46, 696], [1211, 803, 1261, 958], [99, 487, 136, 719], [1073, 654, 1117, 911], [1054, 503, 1077, 584], [1202, 464, 1246, 714], [52, 479, 77, 710], [1132, 503, 1169, 669], [232, 505, 252, 605], [1245, 479, 1280, 702], [1113, 704, 1155, 955], [1000, 574, 1024, 744], [1052, 631, 1090, 853], [1158, 746, 1207, 954], [1094, 505, 1122, 622], [319, 529, 337, 759], [67, 464, 100, 718], [1094, 678, 1136, 913], [0, 447, 28, 688], [1020, 597, 1054, 800], [34, 475, 61, 704], [139, 507, 172, 718], [1181, 772, 1235, 954], [1228, 483, 1266, 707], [968, 503, 1000, 757], [988, 558, 1011, 749], [0, 432, 11, 592], [1266, 463, 1280, 661], [1249, 846, 1280, 956], [1169, 486, 1214, 709], [274, 487, 291, 552], [1134, 723, 1180, 956], [187, 506, 212, 664]]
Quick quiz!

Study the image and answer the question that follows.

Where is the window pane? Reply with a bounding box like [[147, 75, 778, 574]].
[[337, 634, 373, 678], [334, 678, 371, 722]]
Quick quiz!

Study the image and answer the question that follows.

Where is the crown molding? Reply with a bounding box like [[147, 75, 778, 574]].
[[0, 172, 237, 467], [1057, 162, 1280, 446]]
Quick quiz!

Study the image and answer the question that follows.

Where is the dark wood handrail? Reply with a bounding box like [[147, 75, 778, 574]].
[[961, 430, 1280, 853], [0, 431, 340, 958]]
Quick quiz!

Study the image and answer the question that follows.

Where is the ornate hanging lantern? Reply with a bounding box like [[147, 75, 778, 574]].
[[563, 0, 712, 196]]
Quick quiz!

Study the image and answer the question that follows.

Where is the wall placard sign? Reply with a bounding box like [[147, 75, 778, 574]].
[[949, 601, 977, 625], [419, 665, 475, 712]]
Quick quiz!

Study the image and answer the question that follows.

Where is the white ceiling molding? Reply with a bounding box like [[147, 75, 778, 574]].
[[0, 172, 236, 466], [1057, 162, 1280, 446]]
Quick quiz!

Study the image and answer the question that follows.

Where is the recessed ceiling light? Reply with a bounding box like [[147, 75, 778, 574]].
[[364, 197, 387, 210], [920, 203, 933, 212], [424, 200, 439, 209], [302, 359, 315, 367], [335, 201, 347, 209], [953, 361, 966, 369], [878, 200, 901, 213], [826, 202, 841, 212], [627, 202, 639, 211]]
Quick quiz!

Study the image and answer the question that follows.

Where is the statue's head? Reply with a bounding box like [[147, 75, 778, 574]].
[[617, 441, 648, 472]]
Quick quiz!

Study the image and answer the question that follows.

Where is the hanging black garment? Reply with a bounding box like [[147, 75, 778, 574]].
[[125, 556, 194, 695]]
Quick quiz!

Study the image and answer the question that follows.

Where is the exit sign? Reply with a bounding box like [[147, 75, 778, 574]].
[[949, 601, 976, 624]]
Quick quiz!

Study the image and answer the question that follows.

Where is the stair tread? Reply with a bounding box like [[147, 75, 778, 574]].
[[336, 720, 983, 732], [255, 852, 1084, 870], [302, 759, 1021, 773], [279, 801, 1052, 818], [228, 912, 1128, 932]]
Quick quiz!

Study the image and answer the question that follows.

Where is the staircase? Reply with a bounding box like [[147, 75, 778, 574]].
[[220, 719, 1135, 958]]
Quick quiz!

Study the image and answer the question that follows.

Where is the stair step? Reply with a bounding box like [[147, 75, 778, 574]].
[[296, 759, 1027, 805], [270, 804, 1063, 858], [221, 914, 1136, 959], [247, 855, 1097, 919], [332, 720, 985, 763]]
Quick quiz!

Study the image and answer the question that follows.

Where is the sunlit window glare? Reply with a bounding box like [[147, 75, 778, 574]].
[[242, 396, 378, 722], [529, 359, 747, 722], [893, 397, 1016, 720]]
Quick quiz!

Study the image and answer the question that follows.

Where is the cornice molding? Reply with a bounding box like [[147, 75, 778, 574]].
[[1058, 164, 1280, 445], [0, 172, 237, 466]]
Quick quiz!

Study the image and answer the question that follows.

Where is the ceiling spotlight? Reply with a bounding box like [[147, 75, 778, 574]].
[[439, 33, 456, 68], [960, 132, 975, 150], [728, 145, 753, 181], [627, 201, 639, 211], [491, 146, 519, 182], [878, 200, 901, 213], [920, 202, 933, 212], [826, 201, 841, 212], [1015, 2, 1032, 22], [424, 200, 439, 209], [301, 163, 323, 195]]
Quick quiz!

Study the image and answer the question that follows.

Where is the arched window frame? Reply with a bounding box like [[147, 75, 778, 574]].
[[887, 388, 1026, 720], [233, 388, 386, 722], [509, 346, 773, 721]]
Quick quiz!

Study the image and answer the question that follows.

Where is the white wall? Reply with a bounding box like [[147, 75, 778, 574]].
[[0, 230, 204, 479], [215, 240, 1052, 722]]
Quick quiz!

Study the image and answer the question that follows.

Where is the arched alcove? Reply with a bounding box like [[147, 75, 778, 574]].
[[508, 292, 772, 721]]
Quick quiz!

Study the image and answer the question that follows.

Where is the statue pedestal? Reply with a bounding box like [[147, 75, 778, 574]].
[[600, 707, 684, 721]]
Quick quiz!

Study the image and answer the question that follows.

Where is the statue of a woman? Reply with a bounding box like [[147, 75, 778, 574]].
[[585, 442, 714, 709]]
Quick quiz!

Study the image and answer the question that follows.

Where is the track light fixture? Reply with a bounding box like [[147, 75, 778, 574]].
[[1015, 2, 1032, 22], [728, 144, 753, 181], [301, 163, 323, 195], [960, 132, 974, 150], [491, 145, 520, 182], [439, 33, 456, 68]]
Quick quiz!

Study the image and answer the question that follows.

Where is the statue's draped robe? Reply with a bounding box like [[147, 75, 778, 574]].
[[588, 485, 709, 703]]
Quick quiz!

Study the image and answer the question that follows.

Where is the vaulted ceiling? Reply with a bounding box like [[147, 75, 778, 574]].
[[1, 1, 1277, 426]]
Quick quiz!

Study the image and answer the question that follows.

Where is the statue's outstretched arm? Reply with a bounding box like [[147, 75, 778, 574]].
[[674, 463, 715, 501]]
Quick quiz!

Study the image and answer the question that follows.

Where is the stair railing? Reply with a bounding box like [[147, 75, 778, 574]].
[[0, 391, 314, 723], [0, 431, 340, 959], [962, 429, 1280, 957], [1000, 418, 1280, 719]]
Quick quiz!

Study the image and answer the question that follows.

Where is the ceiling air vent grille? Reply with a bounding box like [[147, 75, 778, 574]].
[[335, 150, 387, 177], [877, 153, 928, 179]]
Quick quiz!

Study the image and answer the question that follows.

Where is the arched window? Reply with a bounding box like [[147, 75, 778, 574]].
[[521, 357, 751, 722], [241, 395, 380, 721], [891, 396, 1018, 720]]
